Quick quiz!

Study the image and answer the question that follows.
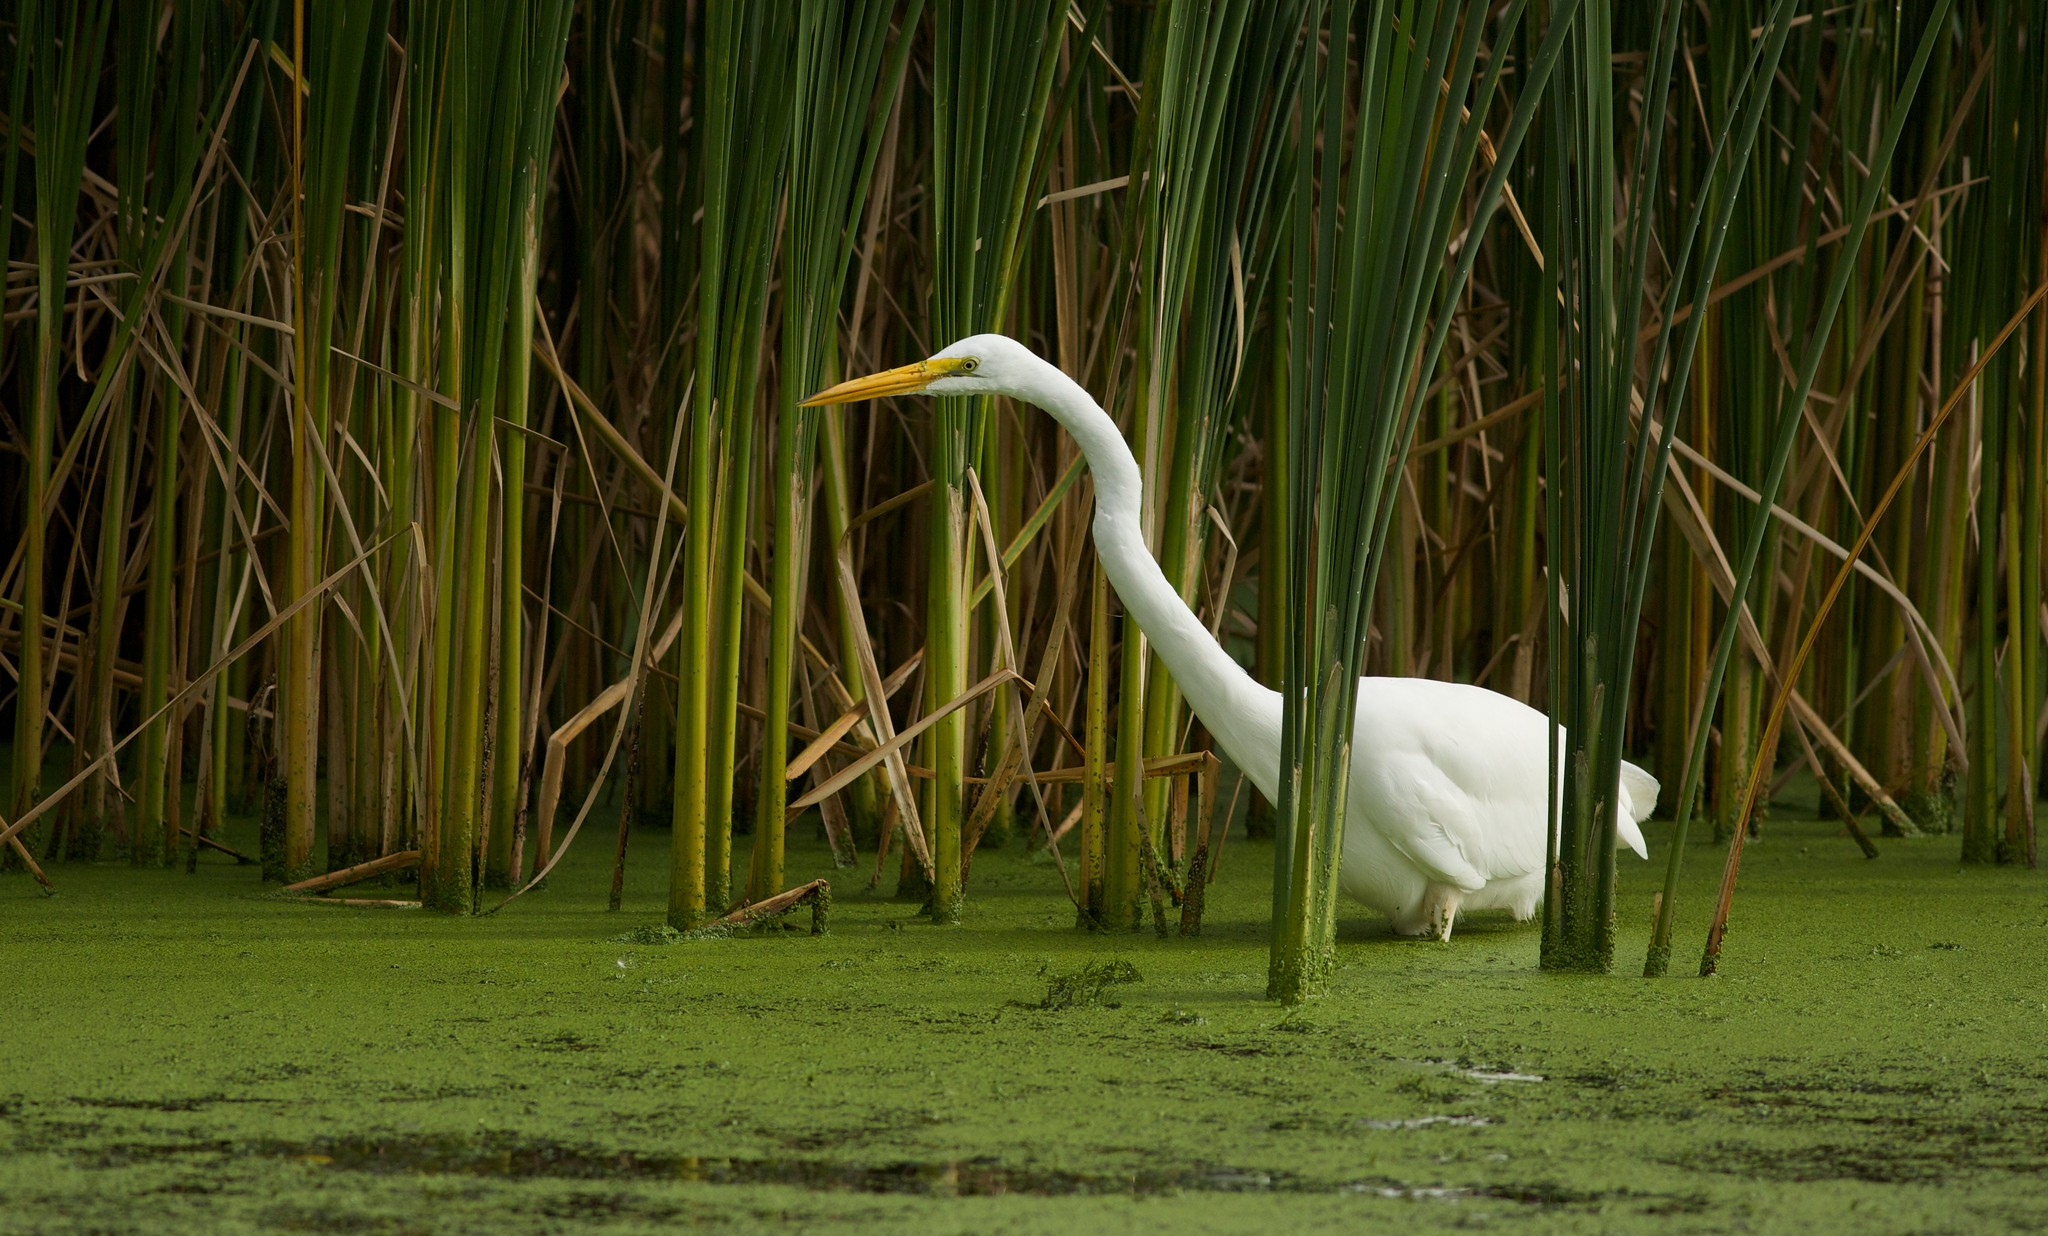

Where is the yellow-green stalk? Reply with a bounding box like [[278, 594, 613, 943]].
[[753, 0, 922, 901], [670, 0, 793, 928], [922, 0, 1071, 921]]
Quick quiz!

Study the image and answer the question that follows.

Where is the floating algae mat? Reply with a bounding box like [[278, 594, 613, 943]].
[[4, 811, 2047, 1233]]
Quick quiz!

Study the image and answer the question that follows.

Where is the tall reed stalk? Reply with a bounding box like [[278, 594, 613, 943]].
[[1540, 0, 1793, 972], [131, 2, 212, 867], [284, 0, 382, 881], [495, 0, 576, 888], [1692, 1, 1954, 975], [752, 0, 921, 902], [1119, 0, 1303, 928], [921, 0, 1070, 922], [670, 0, 793, 928], [196, 22, 277, 862], [9, 0, 110, 840], [1270, 0, 1560, 1001], [1961, 1, 2046, 866], [403, 0, 574, 910]]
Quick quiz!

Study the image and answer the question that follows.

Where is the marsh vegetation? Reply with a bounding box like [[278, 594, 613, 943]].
[[0, 0, 2042, 1007]]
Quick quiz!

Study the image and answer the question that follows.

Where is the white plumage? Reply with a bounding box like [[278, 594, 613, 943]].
[[802, 333, 1658, 940]]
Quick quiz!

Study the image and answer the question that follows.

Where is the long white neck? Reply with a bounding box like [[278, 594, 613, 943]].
[[1012, 359, 1282, 802]]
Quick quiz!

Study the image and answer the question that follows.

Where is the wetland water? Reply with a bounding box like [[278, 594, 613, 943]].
[[3, 805, 2046, 1233]]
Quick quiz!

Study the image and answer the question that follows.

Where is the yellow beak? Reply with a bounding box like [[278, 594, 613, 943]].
[[798, 357, 973, 407]]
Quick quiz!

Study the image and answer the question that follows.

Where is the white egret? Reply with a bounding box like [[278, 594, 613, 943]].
[[802, 333, 1657, 940]]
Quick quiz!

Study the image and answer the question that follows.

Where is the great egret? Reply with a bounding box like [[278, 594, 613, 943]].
[[802, 333, 1657, 940]]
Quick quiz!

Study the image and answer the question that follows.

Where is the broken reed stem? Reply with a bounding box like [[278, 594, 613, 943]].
[[281, 849, 421, 895], [610, 691, 645, 913], [7, 832, 54, 892], [1784, 723, 1879, 859], [286, 898, 424, 909], [711, 879, 831, 935], [181, 827, 255, 865]]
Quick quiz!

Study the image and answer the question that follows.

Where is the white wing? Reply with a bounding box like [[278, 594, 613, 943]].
[[1348, 677, 1654, 892], [1350, 679, 1552, 889]]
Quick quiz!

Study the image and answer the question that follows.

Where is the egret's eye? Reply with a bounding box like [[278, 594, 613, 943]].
[[961, 358, 978, 372]]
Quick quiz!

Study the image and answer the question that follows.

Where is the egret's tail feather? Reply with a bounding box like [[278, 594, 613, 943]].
[[1614, 760, 1659, 859], [1618, 760, 1660, 823]]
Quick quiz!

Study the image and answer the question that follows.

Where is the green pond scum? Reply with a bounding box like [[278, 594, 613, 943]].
[[3, 807, 2047, 1235]]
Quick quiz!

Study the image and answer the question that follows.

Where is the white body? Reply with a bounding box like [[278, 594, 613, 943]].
[[915, 335, 1659, 939]]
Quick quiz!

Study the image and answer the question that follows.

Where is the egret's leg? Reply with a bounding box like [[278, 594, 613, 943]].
[[1421, 884, 1462, 941]]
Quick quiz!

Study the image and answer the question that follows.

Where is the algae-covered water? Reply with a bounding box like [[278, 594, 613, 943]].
[[3, 803, 2046, 1234]]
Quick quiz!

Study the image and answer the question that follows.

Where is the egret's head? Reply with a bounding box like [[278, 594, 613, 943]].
[[799, 333, 1035, 407]]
